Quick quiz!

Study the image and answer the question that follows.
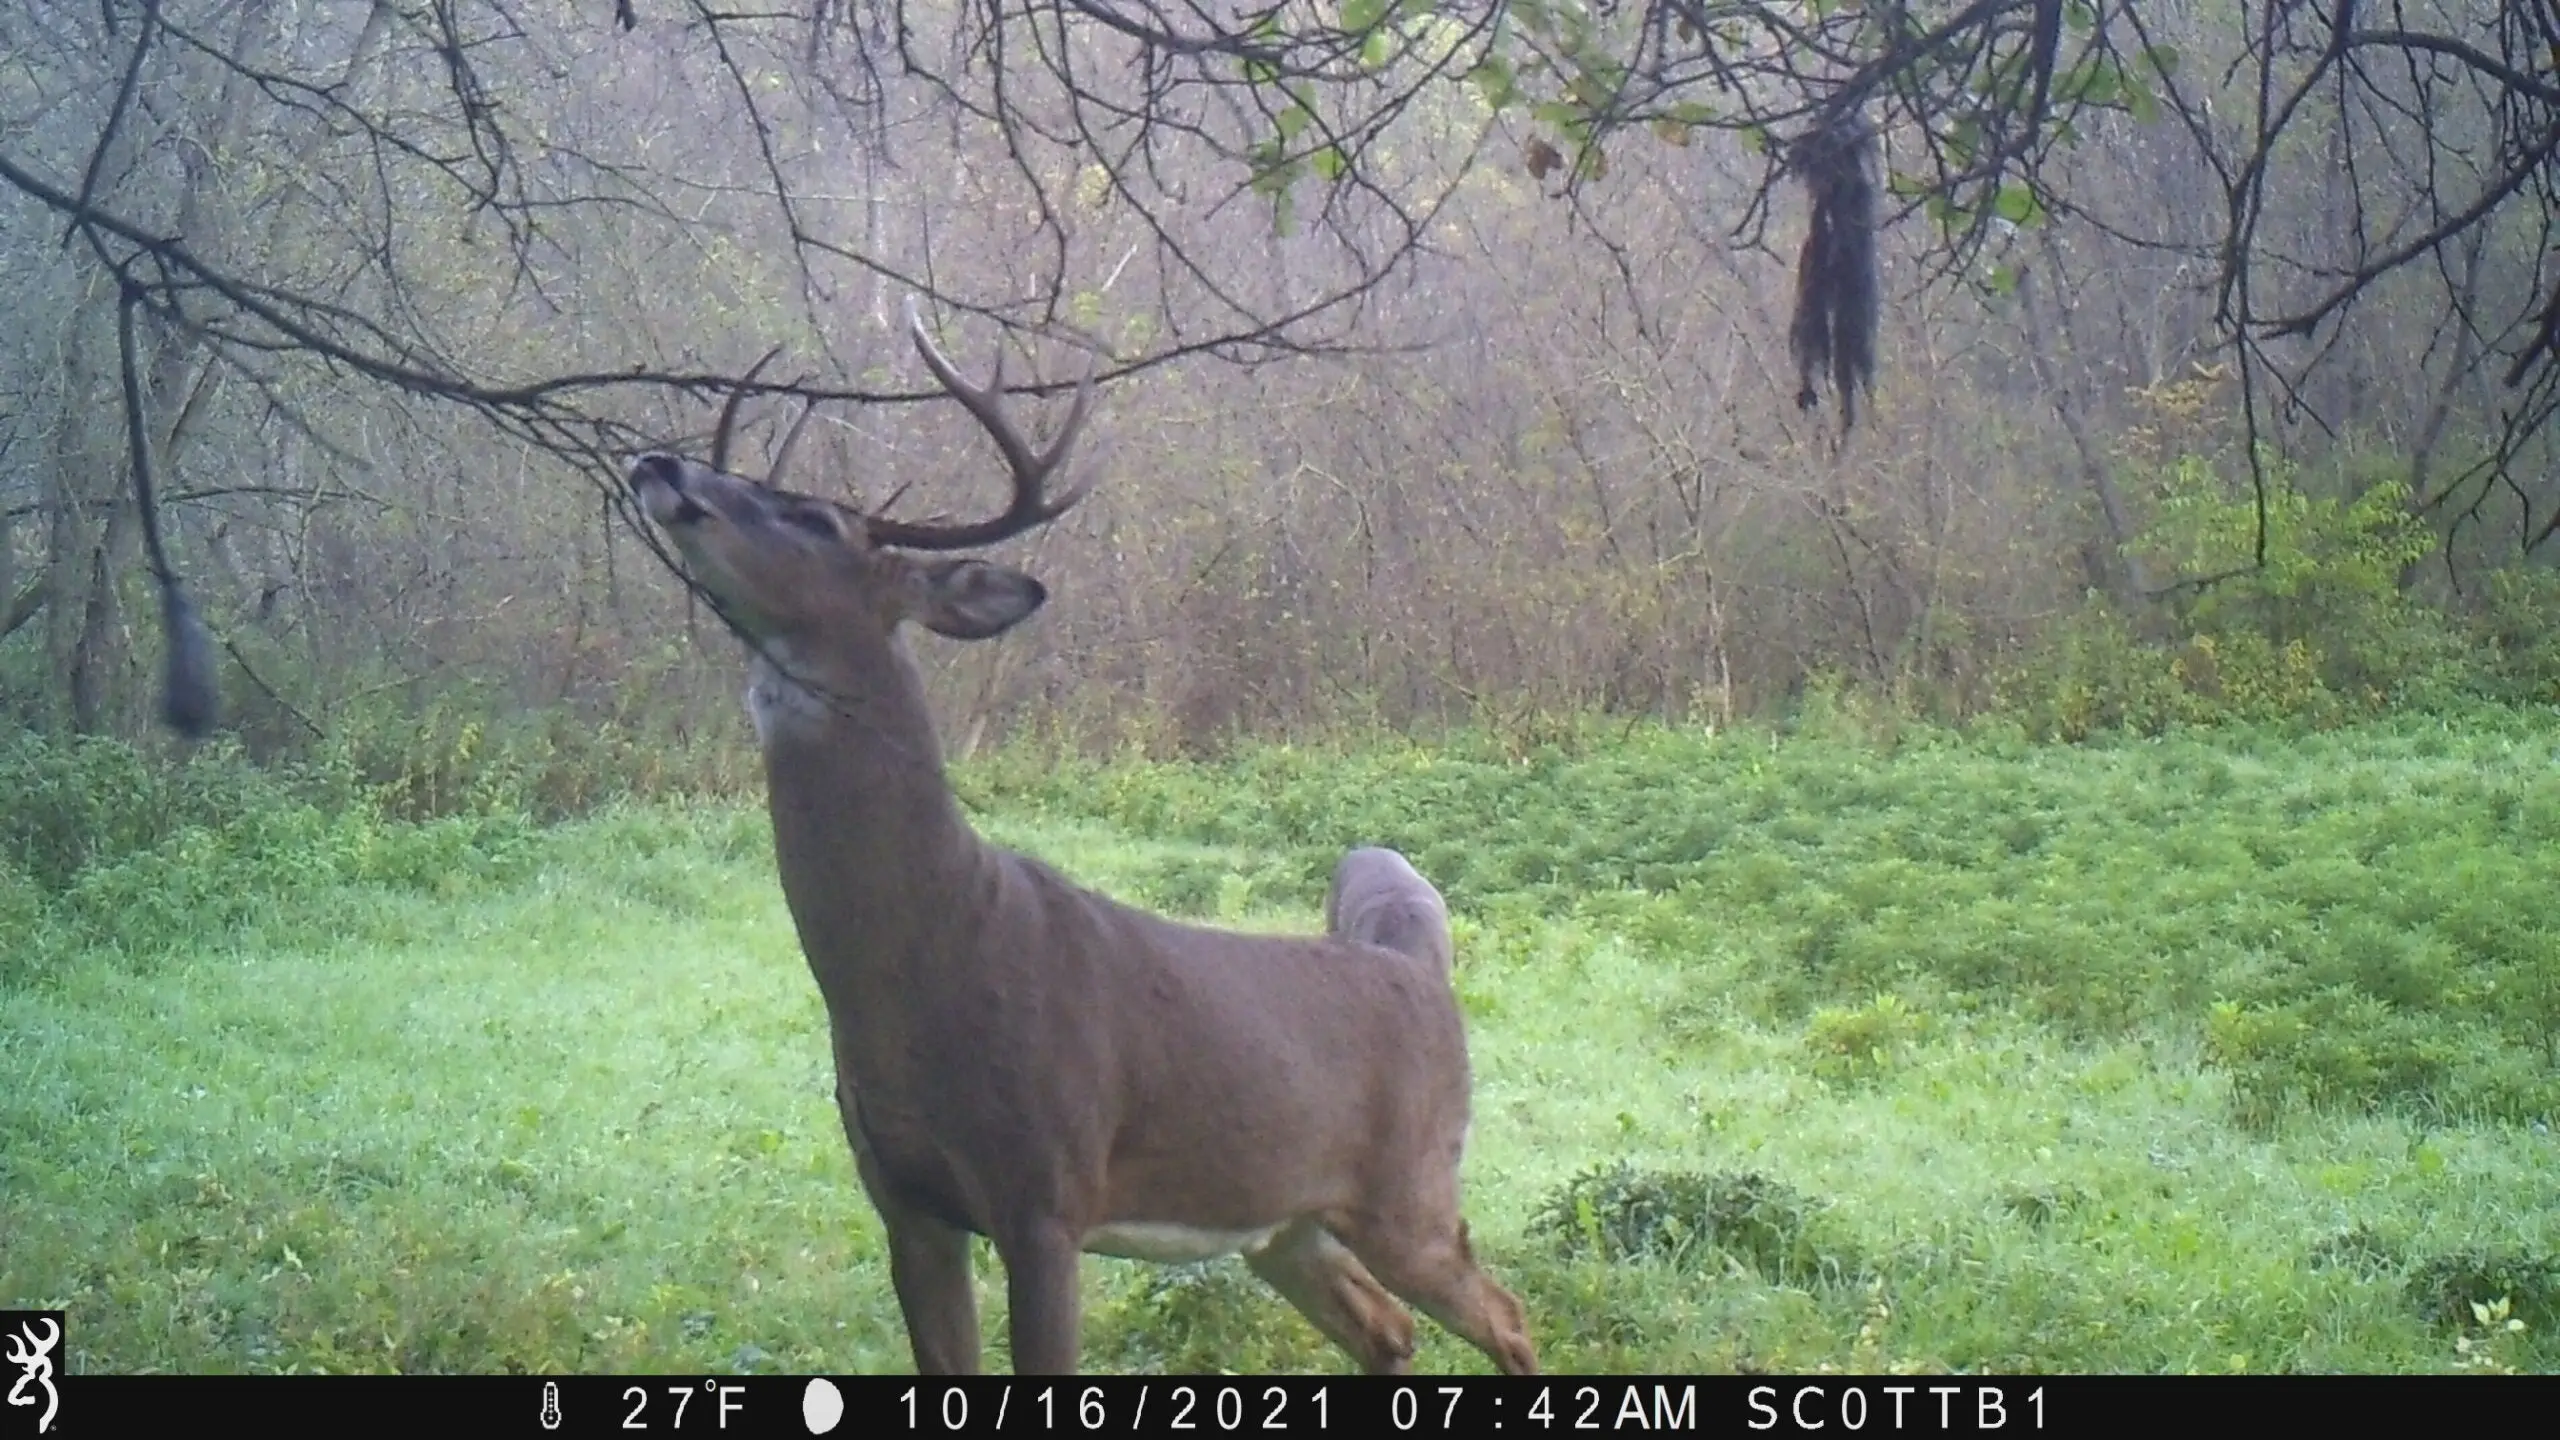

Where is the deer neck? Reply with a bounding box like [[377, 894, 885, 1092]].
[[744, 632, 997, 971]]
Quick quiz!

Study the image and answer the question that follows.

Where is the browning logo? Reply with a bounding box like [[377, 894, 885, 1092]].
[[1, 1313, 61, 1436]]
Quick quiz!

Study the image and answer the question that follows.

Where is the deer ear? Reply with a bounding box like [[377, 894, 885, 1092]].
[[914, 558, 1047, 640]]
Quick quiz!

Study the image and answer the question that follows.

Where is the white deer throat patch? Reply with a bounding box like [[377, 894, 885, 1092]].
[[744, 651, 832, 746]]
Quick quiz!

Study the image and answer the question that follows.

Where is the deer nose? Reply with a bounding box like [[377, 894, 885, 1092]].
[[628, 453, 687, 494], [629, 454, 709, 526]]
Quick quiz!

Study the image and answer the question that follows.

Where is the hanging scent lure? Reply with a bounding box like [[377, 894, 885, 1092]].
[[1787, 109, 1881, 432], [118, 282, 217, 738]]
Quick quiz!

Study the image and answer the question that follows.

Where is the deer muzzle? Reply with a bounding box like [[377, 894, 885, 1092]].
[[630, 453, 715, 528]]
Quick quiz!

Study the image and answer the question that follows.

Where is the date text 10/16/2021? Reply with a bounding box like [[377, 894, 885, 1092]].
[[882, 1379, 2041, 1432]]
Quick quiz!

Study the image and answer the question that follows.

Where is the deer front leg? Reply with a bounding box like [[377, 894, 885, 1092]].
[[840, 1084, 981, 1373], [996, 1221, 1085, 1374], [879, 1209, 981, 1374]]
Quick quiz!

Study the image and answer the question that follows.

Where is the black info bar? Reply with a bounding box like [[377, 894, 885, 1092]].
[[35, 1373, 2541, 1436]]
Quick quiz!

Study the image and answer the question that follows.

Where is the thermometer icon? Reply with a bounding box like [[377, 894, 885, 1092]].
[[541, 1380, 562, 1430]]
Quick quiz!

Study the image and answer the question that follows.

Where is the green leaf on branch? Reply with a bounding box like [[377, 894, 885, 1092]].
[[2062, 59, 2121, 107], [1239, 11, 1284, 88], [1247, 138, 1305, 204], [1341, 0, 1388, 31], [1470, 54, 1518, 111], [1567, 48, 1628, 105], [1532, 100, 1585, 134], [1946, 116, 1981, 168], [1993, 182, 2046, 228], [1312, 144, 1349, 181]]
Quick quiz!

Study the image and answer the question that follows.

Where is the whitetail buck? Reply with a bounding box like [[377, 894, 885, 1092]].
[[1326, 848, 1456, 975], [625, 301, 1535, 1376]]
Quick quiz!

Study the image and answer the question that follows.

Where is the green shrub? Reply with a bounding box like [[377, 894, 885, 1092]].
[[2205, 994, 2559, 1128], [2144, 455, 2444, 698], [315, 695, 752, 824], [1804, 994, 1929, 1084], [1995, 599, 2195, 741], [1529, 1162, 1860, 1286], [1998, 454, 2473, 739], [0, 858, 60, 984], [0, 733, 284, 889], [2473, 567, 2560, 704], [0, 732, 546, 972]]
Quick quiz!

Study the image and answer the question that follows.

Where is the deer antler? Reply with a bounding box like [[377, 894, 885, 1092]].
[[709, 346, 782, 475], [868, 296, 1100, 551], [708, 346, 820, 487]]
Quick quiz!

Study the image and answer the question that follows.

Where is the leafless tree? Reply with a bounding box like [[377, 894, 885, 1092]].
[[0, 1, 2551, 736]]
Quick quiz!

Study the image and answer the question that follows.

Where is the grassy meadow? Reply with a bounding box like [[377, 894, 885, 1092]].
[[5, 713, 2560, 1375]]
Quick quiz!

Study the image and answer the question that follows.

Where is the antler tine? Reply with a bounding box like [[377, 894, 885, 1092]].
[[767, 398, 820, 489], [709, 345, 787, 476], [874, 296, 1100, 552]]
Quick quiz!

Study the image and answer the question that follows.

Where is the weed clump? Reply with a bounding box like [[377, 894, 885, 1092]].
[[2406, 1247, 2560, 1333], [1092, 1260, 1316, 1375], [2206, 994, 2560, 1130], [1997, 1183, 2092, 1228], [1804, 994, 1929, 1084], [1530, 1162, 1858, 1286], [2306, 1223, 2401, 1276], [1135, 1259, 1261, 1324]]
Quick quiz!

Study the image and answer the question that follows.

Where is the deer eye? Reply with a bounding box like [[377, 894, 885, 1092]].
[[783, 506, 840, 540]]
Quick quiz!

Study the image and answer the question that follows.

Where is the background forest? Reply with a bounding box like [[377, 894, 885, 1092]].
[[2, 1, 2555, 777], [7, 0, 2560, 1379]]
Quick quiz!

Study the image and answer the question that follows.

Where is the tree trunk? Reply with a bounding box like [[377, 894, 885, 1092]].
[[2020, 243, 2151, 605], [69, 506, 135, 735]]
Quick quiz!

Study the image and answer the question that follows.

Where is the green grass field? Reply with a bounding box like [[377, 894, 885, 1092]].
[[5, 714, 2559, 1374]]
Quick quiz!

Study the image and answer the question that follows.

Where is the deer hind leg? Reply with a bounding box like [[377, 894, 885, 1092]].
[[839, 1085, 981, 1373], [1333, 1200, 1538, 1375], [1244, 1218, 1418, 1374]]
